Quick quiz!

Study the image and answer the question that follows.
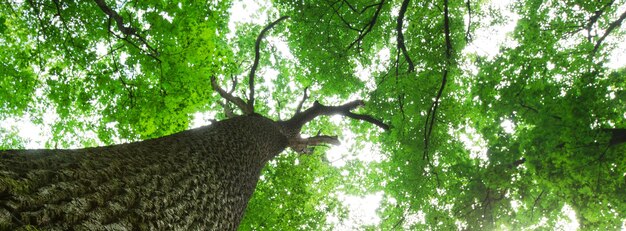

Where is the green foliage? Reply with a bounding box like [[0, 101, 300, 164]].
[[2, 0, 626, 229]]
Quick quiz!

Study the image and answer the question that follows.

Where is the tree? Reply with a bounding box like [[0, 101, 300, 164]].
[[0, 4, 386, 229], [1, 0, 626, 230]]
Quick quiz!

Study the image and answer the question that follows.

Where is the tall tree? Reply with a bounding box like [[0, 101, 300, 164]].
[[2, 0, 626, 230], [0, 3, 386, 229]]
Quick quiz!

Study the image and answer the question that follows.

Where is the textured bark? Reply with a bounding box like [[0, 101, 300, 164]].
[[0, 115, 288, 230]]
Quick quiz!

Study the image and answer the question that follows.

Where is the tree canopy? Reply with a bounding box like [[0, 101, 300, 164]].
[[1, 0, 626, 229]]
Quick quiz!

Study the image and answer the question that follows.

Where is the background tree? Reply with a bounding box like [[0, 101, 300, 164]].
[[1, 0, 626, 230]]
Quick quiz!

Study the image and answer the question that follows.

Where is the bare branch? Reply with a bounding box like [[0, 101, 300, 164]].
[[211, 76, 253, 114], [530, 190, 545, 221], [280, 100, 389, 139], [397, 0, 414, 72], [295, 87, 309, 114], [345, 111, 390, 130], [604, 128, 626, 146], [592, 8, 626, 55], [288, 135, 340, 154], [508, 158, 526, 168], [248, 16, 290, 110]]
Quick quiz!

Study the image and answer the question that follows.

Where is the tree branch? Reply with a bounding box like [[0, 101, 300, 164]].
[[397, 0, 415, 72], [347, 0, 385, 50], [465, 0, 472, 43], [423, 0, 451, 160], [330, 1, 361, 32], [248, 16, 290, 110], [280, 100, 389, 137], [217, 101, 236, 118], [288, 135, 340, 154], [342, 0, 359, 13], [295, 87, 309, 114], [94, 0, 160, 61], [211, 76, 253, 114], [592, 8, 626, 55], [587, 0, 615, 35], [345, 111, 390, 130]]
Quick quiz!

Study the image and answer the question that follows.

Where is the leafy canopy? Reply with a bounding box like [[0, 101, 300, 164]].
[[1, 0, 626, 229]]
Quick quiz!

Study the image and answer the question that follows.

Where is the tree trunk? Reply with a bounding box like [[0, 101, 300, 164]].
[[0, 115, 288, 230]]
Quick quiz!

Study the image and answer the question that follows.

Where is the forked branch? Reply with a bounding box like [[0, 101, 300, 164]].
[[281, 100, 388, 133], [279, 100, 389, 153], [211, 16, 289, 115], [211, 76, 253, 114]]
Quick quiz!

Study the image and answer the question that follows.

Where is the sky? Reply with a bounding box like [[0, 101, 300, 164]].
[[2, 0, 626, 229]]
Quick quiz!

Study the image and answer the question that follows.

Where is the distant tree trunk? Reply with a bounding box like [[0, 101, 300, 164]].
[[0, 115, 288, 230]]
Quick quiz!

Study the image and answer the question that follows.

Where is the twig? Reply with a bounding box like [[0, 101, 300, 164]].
[[530, 190, 545, 221], [342, 0, 358, 13]]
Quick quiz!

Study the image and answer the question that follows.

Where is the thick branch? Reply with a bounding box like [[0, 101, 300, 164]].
[[397, 0, 415, 72], [211, 76, 253, 114], [248, 16, 290, 110], [280, 100, 389, 137], [345, 111, 390, 130], [592, 8, 626, 55]]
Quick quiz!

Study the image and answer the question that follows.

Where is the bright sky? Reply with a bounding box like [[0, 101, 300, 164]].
[[2, 0, 626, 229]]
